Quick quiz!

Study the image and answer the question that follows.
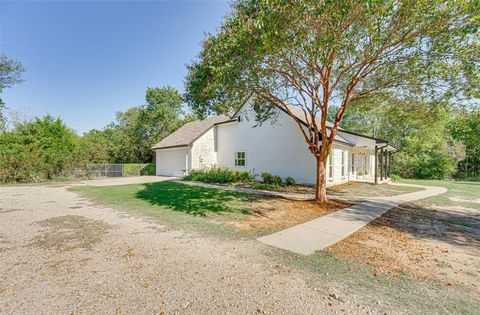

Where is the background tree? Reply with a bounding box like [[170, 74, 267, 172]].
[[0, 53, 25, 132], [0, 116, 77, 182], [185, 0, 479, 202], [104, 86, 186, 163], [327, 95, 463, 179], [76, 129, 112, 164], [450, 107, 480, 180]]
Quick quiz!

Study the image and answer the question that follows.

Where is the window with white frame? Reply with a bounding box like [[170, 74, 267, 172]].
[[341, 150, 346, 177], [328, 150, 333, 179], [235, 151, 246, 166]]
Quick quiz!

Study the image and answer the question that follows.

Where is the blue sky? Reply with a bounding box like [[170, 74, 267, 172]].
[[0, 0, 230, 133]]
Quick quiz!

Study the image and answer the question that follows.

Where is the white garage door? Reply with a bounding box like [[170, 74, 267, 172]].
[[156, 148, 188, 177]]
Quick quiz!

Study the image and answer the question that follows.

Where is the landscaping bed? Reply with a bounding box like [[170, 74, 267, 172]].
[[183, 166, 423, 197]]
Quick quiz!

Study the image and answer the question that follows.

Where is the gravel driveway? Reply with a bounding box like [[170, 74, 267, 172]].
[[0, 184, 415, 314]]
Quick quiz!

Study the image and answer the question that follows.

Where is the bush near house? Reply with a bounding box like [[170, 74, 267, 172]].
[[185, 167, 253, 184], [261, 172, 273, 184], [271, 175, 282, 185], [285, 176, 296, 186]]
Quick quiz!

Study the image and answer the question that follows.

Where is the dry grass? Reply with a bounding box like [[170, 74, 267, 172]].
[[330, 203, 480, 292], [30, 215, 113, 251], [226, 198, 354, 234]]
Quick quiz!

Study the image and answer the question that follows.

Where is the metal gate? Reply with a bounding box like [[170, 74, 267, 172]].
[[86, 164, 124, 178]]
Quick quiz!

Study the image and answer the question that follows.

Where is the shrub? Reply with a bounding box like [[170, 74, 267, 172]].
[[261, 172, 273, 184], [285, 176, 296, 186], [390, 174, 401, 181], [185, 168, 230, 183], [123, 163, 155, 176], [185, 167, 253, 184], [0, 116, 77, 183], [271, 175, 282, 185], [234, 170, 254, 182]]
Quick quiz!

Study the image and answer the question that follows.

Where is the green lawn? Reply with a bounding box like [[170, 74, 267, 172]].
[[69, 181, 258, 237], [398, 179, 480, 209]]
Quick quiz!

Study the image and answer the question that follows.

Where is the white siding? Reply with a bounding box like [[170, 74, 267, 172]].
[[216, 104, 353, 185], [155, 148, 188, 177], [190, 127, 217, 170]]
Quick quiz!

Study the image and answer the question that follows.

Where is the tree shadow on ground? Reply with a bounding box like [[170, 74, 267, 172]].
[[135, 181, 255, 216], [373, 203, 480, 249]]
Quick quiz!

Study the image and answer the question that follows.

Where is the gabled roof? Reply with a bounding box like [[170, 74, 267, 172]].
[[232, 101, 393, 148], [232, 102, 353, 146], [152, 115, 230, 150], [279, 105, 353, 145]]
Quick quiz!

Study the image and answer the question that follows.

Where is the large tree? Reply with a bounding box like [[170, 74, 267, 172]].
[[185, 0, 479, 201], [0, 54, 25, 132], [106, 86, 185, 163]]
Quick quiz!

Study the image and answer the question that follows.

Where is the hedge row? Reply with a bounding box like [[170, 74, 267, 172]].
[[122, 163, 155, 176], [184, 167, 253, 183]]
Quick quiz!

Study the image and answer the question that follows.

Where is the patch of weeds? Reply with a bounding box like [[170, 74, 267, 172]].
[[30, 215, 112, 251]]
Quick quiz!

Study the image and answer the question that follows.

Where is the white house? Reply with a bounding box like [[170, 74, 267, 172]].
[[152, 101, 396, 186]]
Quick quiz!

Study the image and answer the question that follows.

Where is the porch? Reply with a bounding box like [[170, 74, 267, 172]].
[[349, 144, 396, 185]]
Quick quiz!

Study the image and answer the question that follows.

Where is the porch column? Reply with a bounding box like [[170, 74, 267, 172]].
[[384, 151, 388, 179], [374, 145, 378, 184], [388, 152, 392, 177], [380, 148, 384, 181]]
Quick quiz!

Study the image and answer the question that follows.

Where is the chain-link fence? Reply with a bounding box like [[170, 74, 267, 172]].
[[86, 164, 124, 178]]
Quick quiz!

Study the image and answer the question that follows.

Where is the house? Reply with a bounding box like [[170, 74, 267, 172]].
[[152, 100, 396, 186]]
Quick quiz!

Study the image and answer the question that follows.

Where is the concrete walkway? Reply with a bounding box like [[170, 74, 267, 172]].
[[258, 183, 447, 255]]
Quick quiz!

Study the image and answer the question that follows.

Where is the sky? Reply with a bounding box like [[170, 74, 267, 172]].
[[0, 0, 230, 134]]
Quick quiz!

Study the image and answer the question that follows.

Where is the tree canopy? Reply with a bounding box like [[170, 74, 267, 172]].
[[185, 0, 480, 201], [0, 86, 192, 183], [0, 53, 25, 132]]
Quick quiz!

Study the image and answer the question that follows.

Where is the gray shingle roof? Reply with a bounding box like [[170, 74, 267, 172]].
[[152, 115, 231, 150]]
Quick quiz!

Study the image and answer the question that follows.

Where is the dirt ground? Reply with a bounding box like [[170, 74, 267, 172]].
[[330, 202, 480, 292], [228, 198, 355, 234], [235, 181, 420, 197], [0, 184, 385, 314]]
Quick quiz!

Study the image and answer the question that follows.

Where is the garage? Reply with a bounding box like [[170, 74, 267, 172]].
[[155, 148, 188, 177]]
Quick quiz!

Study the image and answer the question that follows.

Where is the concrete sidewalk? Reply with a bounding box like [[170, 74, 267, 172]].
[[258, 183, 447, 255]]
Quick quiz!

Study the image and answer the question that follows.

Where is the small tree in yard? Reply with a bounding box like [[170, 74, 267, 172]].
[[185, 0, 479, 202]]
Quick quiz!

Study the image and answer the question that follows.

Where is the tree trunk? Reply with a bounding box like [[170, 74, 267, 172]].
[[315, 156, 328, 202]]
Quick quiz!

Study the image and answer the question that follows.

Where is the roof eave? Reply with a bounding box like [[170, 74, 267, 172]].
[[152, 144, 188, 150]]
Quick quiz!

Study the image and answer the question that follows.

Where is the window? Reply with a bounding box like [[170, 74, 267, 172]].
[[328, 150, 333, 179], [341, 151, 346, 177], [235, 151, 246, 166], [351, 153, 355, 173]]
